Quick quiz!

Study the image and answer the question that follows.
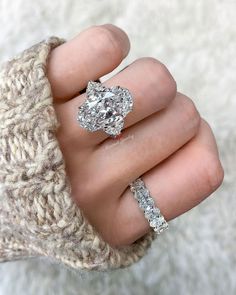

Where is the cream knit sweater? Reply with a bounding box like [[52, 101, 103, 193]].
[[0, 36, 157, 271]]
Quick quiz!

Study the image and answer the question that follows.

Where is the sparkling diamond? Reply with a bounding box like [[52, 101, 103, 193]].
[[145, 205, 152, 212], [146, 207, 161, 219], [150, 217, 164, 228], [138, 197, 147, 208], [152, 207, 160, 215], [129, 177, 168, 234], [154, 222, 169, 234], [146, 197, 155, 206], [145, 210, 155, 220], [77, 81, 133, 136]]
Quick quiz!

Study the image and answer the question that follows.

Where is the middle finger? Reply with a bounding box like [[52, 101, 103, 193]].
[[89, 93, 201, 196], [55, 57, 177, 148]]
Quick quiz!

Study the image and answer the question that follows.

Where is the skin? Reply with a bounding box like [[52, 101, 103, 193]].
[[47, 24, 224, 247]]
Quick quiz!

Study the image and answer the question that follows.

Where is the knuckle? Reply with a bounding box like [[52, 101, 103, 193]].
[[178, 94, 201, 134], [202, 153, 224, 193], [136, 57, 177, 102], [89, 25, 123, 63]]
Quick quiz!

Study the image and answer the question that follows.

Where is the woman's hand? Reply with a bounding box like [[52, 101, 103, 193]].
[[47, 24, 224, 247]]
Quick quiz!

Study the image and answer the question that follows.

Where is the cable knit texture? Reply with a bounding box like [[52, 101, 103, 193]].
[[0, 36, 156, 271]]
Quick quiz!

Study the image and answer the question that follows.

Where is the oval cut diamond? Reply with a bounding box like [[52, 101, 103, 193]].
[[77, 81, 133, 136]]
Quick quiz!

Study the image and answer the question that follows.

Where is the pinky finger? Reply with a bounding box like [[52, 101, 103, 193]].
[[109, 119, 224, 247]]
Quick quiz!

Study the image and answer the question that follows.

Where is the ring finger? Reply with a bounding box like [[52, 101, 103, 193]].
[[70, 93, 201, 229], [104, 120, 224, 246], [88, 93, 201, 195]]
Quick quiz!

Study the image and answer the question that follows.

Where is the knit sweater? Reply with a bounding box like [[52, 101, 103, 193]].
[[0, 36, 157, 271]]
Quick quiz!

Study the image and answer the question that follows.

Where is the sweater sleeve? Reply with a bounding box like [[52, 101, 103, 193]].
[[0, 37, 157, 271]]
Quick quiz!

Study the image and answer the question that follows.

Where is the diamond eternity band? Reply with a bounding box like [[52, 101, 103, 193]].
[[129, 178, 168, 234]]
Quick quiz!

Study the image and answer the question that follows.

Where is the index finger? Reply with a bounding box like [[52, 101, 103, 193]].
[[47, 24, 130, 101]]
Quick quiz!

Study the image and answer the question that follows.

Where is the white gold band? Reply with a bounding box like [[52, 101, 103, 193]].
[[129, 178, 168, 234]]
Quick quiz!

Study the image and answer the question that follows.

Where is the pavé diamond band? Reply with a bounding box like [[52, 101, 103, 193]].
[[129, 178, 168, 234], [77, 81, 133, 137]]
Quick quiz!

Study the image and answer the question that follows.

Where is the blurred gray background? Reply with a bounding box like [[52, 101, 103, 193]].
[[0, 0, 236, 294]]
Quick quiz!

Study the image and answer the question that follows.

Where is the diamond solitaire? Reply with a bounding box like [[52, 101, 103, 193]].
[[77, 81, 133, 137]]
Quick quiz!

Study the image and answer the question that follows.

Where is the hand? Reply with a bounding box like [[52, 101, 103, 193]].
[[47, 24, 224, 247]]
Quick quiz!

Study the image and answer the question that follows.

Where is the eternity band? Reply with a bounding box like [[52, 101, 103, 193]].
[[129, 178, 168, 234]]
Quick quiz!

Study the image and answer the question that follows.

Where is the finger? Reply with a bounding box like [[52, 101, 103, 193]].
[[109, 119, 224, 247], [47, 24, 130, 101], [57, 57, 177, 147], [90, 93, 200, 194]]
